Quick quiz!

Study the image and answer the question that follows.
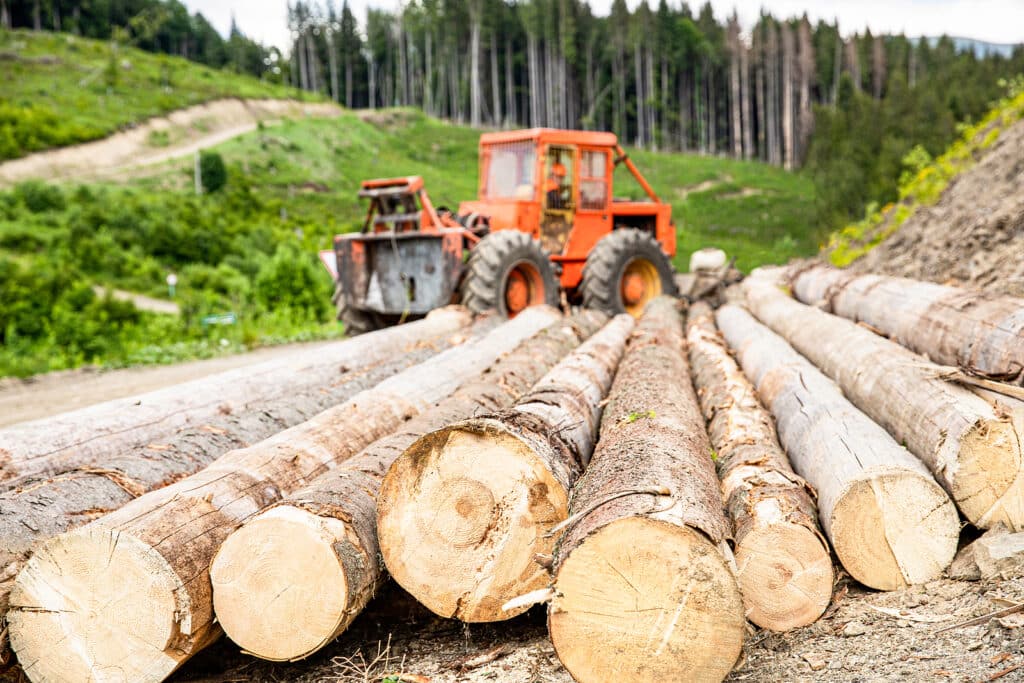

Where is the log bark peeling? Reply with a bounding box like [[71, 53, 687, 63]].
[[686, 301, 833, 631], [378, 314, 634, 623], [208, 311, 606, 662], [548, 297, 744, 683], [790, 264, 1024, 386], [6, 307, 561, 683], [716, 304, 960, 591], [744, 279, 1024, 531]]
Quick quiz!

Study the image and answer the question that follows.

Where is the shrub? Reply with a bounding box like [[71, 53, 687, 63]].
[[200, 151, 227, 193]]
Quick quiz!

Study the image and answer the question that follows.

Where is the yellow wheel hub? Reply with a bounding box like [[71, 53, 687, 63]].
[[620, 258, 662, 317]]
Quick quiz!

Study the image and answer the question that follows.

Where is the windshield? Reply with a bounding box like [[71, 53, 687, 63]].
[[485, 142, 536, 200]]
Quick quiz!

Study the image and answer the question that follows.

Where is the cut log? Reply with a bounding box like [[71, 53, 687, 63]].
[[548, 297, 744, 683], [378, 314, 634, 623], [208, 311, 607, 662], [743, 279, 1024, 531], [0, 308, 473, 487], [716, 304, 960, 590], [686, 301, 833, 632], [0, 327, 468, 667], [6, 306, 561, 683], [790, 264, 1024, 386]]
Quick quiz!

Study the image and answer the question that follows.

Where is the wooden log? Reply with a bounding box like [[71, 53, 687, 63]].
[[6, 306, 561, 683], [0, 308, 473, 486], [208, 311, 607, 662], [378, 314, 634, 623], [548, 297, 744, 683], [716, 304, 960, 590], [685, 301, 833, 632], [744, 279, 1024, 531], [0, 326, 471, 668], [790, 263, 1024, 386]]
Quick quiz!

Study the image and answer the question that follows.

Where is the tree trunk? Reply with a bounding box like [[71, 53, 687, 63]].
[[744, 279, 1024, 531], [781, 22, 794, 170], [0, 321, 464, 664], [368, 53, 377, 108], [489, 31, 501, 127], [686, 301, 832, 632], [728, 17, 742, 159], [50, 0, 59, 31], [634, 43, 645, 147], [797, 18, 814, 161], [740, 40, 753, 159], [326, 32, 340, 102], [791, 265, 1024, 387], [32, 0, 41, 30], [469, 2, 482, 127], [756, 53, 766, 160], [7, 309, 561, 683], [527, 33, 540, 126], [379, 314, 633, 624], [0, 312, 472, 488], [872, 35, 886, 99], [548, 298, 744, 683], [504, 37, 515, 126], [716, 304, 960, 591], [209, 312, 606, 661], [846, 37, 861, 92]]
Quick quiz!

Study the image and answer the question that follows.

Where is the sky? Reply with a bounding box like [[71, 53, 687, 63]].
[[182, 0, 1024, 54]]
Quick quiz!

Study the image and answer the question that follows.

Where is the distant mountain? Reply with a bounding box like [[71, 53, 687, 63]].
[[923, 36, 1021, 58]]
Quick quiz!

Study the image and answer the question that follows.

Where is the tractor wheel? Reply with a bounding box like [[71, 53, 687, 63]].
[[460, 231, 560, 317], [580, 228, 677, 317], [333, 282, 381, 336]]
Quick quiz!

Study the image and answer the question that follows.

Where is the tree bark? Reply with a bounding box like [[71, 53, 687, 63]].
[[716, 304, 960, 591], [728, 16, 742, 159], [740, 38, 752, 159], [796, 18, 814, 161], [0, 311, 472, 488], [744, 279, 1024, 531], [686, 301, 832, 632], [490, 31, 502, 127], [790, 265, 1024, 387], [781, 22, 794, 170], [209, 312, 606, 661], [379, 314, 633, 624], [548, 298, 744, 683], [469, 0, 482, 127], [7, 308, 561, 683], [0, 322, 463, 665]]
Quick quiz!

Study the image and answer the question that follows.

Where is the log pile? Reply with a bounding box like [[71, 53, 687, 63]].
[[208, 310, 606, 661], [377, 313, 634, 623], [6, 307, 560, 683], [686, 301, 833, 631], [4, 265, 1024, 683]]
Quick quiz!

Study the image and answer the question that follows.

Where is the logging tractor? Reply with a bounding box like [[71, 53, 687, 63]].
[[322, 128, 677, 333]]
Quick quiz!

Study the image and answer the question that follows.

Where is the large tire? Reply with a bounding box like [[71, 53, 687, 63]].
[[333, 282, 381, 336], [580, 228, 677, 317], [461, 231, 560, 317]]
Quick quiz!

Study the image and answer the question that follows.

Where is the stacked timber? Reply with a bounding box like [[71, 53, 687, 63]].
[[790, 264, 1024, 385], [208, 310, 607, 662], [686, 301, 833, 631], [0, 307, 472, 486], [377, 313, 634, 623], [0, 309, 475, 665], [743, 279, 1024, 531], [716, 304, 960, 590], [6, 307, 561, 683], [548, 297, 745, 683]]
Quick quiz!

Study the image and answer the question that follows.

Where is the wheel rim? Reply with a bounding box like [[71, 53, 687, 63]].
[[504, 261, 546, 317], [620, 258, 662, 317]]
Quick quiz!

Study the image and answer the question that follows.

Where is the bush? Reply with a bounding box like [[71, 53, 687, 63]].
[[200, 151, 227, 193], [253, 243, 331, 320]]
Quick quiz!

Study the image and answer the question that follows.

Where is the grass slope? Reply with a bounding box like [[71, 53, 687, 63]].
[[142, 108, 821, 272], [0, 29, 312, 160]]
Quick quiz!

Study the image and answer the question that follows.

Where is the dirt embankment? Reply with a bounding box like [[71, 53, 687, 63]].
[[0, 98, 343, 185], [851, 118, 1024, 297]]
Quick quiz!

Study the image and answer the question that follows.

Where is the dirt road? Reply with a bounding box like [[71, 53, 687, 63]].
[[0, 339, 338, 428], [0, 98, 343, 185]]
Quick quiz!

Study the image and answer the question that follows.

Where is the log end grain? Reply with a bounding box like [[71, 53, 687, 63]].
[[831, 470, 960, 591], [378, 421, 568, 622], [8, 526, 201, 683], [955, 417, 1024, 531], [734, 511, 834, 631], [549, 516, 744, 683], [210, 505, 366, 662]]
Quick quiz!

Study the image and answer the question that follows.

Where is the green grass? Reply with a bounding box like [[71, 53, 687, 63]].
[[140, 108, 821, 273], [0, 29, 314, 160]]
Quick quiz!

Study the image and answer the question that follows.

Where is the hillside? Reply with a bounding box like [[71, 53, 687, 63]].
[[825, 82, 1024, 297], [0, 29, 313, 161]]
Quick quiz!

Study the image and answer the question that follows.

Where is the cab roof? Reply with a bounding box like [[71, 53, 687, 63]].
[[479, 128, 619, 148]]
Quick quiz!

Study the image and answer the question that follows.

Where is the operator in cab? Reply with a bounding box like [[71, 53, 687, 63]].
[[545, 159, 568, 209]]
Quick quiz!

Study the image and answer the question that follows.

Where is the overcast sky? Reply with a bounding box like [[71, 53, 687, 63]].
[[182, 0, 1024, 54]]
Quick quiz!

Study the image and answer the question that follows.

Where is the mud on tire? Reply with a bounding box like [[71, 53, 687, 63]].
[[460, 231, 560, 317], [333, 282, 382, 336]]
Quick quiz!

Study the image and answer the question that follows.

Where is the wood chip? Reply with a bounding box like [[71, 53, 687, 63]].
[[450, 644, 514, 672], [983, 662, 1024, 682], [865, 604, 952, 623], [802, 652, 828, 671]]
